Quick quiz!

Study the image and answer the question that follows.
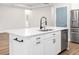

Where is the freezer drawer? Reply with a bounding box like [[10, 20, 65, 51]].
[[71, 21, 79, 28], [71, 28, 79, 32], [71, 32, 79, 43]]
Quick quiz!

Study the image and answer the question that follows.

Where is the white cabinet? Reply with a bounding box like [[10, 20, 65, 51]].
[[43, 31, 61, 55], [29, 36, 44, 55], [9, 34, 33, 55], [43, 38, 55, 55], [9, 31, 61, 55], [10, 34, 44, 55], [53, 31, 61, 54]]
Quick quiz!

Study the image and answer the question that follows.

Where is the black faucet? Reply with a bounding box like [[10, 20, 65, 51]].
[[40, 16, 47, 30]]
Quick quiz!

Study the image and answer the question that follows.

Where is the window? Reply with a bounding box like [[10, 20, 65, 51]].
[[25, 9, 32, 27]]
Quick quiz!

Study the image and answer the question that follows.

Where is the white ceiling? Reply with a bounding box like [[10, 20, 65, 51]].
[[0, 3, 54, 9]]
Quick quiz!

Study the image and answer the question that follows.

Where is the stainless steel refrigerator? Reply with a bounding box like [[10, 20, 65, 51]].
[[71, 10, 79, 43]]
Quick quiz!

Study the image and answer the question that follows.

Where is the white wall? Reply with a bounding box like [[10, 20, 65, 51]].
[[71, 4, 79, 9], [28, 7, 53, 27], [0, 5, 26, 30]]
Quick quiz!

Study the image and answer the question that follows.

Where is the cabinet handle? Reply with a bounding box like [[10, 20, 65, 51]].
[[14, 38, 23, 42], [36, 41, 40, 44], [36, 37, 40, 40], [53, 39, 56, 43], [52, 34, 56, 35]]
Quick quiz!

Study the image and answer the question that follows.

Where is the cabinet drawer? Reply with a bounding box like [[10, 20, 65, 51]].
[[44, 33, 56, 38], [31, 33, 56, 41]]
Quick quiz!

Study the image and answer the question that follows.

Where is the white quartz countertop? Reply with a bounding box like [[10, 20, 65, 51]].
[[0, 27, 68, 37]]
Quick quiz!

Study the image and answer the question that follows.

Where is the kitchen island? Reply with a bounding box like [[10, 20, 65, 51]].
[[0, 27, 68, 55]]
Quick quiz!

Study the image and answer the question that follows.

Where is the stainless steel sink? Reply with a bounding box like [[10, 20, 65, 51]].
[[39, 29, 53, 32]]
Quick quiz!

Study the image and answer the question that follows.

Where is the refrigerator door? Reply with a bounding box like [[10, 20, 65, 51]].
[[71, 10, 79, 28]]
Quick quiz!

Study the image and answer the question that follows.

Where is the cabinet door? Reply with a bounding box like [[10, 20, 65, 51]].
[[43, 31, 61, 55], [43, 33, 55, 55], [9, 34, 33, 55], [56, 7, 67, 27], [53, 31, 61, 54], [43, 38, 55, 55]]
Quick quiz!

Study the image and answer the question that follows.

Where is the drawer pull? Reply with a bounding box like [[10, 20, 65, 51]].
[[53, 39, 56, 43], [36, 37, 40, 40], [14, 38, 23, 42], [52, 34, 56, 35], [36, 42, 40, 44]]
